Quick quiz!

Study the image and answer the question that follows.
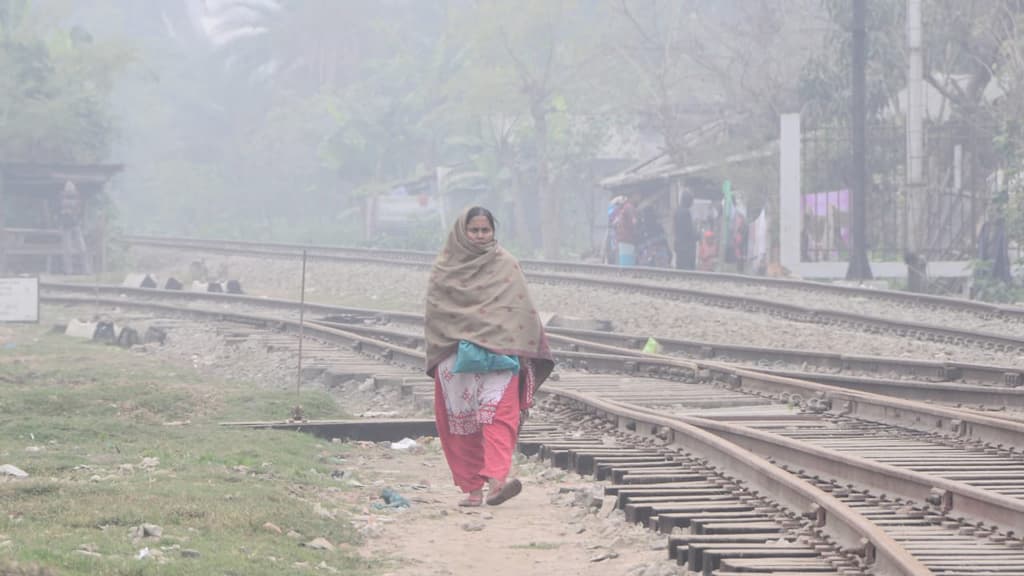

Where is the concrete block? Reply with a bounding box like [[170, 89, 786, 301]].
[[93, 320, 118, 344], [123, 273, 158, 289], [65, 319, 98, 339], [117, 327, 141, 348]]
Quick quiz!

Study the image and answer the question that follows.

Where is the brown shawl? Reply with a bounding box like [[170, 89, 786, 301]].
[[424, 208, 554, 389]]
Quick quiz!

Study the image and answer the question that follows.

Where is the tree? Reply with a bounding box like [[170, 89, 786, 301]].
[[0, 0, 129, 162], [447, 0, 611, 258], [611, 0, 824, 165]]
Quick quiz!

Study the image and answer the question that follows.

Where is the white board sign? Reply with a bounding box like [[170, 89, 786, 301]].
[[0, 277, 40, 323]]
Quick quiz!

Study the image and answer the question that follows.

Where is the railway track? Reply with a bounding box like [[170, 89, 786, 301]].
[[39, 283, 1024, 574], [41, 282, 1024, 408], [527, 403, 1024, 575], [119, 235, 1024, 354], [121, 234, 1024, 334]]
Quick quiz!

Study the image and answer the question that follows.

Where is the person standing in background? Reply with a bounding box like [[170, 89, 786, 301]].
[[673, 193, 697, 270], [614, 195, 638, 266], [604, 196, 626, 265], [59, 180, 91, 275]]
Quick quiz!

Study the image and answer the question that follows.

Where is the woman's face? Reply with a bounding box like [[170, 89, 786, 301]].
[[466, 215, 494, 246]]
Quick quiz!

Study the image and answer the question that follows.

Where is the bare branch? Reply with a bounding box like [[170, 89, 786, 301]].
[[618, 0, 659, 49], [925, 73, 969, 109]]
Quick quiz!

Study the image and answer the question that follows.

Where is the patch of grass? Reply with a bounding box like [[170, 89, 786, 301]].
[[0, 325, 379, 575]]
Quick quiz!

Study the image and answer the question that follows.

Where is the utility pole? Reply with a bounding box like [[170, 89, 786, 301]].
[[904, 0, 927, 291], [846, 0, 874, 280]]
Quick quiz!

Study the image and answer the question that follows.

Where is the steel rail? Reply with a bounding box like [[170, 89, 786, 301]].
[[42, 294, 931, 575], [52, 277, 1023, 387], [48, 289, 1024, 569], [549, 389, 933, 576], [548, 347, 1024, 449], [303, 318, 1024, 417], [120, 233, 1024, 321], [595, 397, 1024, 536], [41, 284, 1024, 434], [114, 237, 1024, 352], [550, 326, 1022, 387]]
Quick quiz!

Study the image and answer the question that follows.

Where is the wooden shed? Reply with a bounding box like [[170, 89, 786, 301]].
[[0, 162, 123, 275]]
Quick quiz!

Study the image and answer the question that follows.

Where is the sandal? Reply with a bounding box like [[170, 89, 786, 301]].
[[458, 491, 484, 507], [485, 478, 522, 506]]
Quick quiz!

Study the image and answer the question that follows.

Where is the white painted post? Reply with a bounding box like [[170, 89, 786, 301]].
[[779, 114, 802, 272]]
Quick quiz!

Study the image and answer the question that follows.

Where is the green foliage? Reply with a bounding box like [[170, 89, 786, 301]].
[[20, 0, 1022, 259], [970, 259, 1024, 303], [0, 1, 129, 162], [799, 0, 906, 125]]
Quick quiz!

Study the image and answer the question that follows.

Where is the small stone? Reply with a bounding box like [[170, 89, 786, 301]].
[[0, 464, 28, 478], [129, 523, 163, 541], [263, 522, 283, 534], [287, 530, 304, 539], [461, 521, 486, 532], [75, 543, 102, 558], [482, 512, 494, 520], [24, 446, 42, 453], [590, 552, 611, 562], [575, 526, 587, 534], [75, 549, 102, 558], [304, 537, 335, 551], [181, 549, 201, 558], [139, 457, 160, 469], [313, 503, 336, 519]]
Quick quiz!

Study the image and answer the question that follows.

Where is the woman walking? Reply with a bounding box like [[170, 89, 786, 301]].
[[424, 206, 555, 507]]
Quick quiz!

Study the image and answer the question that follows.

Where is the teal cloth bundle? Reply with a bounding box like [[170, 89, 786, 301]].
[[452, 340, 520, 374]]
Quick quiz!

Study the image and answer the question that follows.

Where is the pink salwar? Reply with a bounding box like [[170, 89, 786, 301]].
[[434, 368, 521, 493]]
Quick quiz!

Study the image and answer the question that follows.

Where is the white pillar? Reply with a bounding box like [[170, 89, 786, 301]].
[[779, 113, 802, 271], [905, 0, 925, 253]]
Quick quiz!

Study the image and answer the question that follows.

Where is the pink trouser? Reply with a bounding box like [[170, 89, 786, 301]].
[[434, 374, 520, 493]]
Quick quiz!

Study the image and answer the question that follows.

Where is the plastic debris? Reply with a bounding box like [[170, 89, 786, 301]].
[[642, 337, 662, 354], [372, 487, 410, 510], [389, 438, 418, 451]]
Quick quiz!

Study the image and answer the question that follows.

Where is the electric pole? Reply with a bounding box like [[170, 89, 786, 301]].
[[846, 0, 874, 280], [905, 0, 927, 291]]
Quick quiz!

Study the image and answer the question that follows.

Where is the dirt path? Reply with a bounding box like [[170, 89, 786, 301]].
[[340, 439, 680, 576]]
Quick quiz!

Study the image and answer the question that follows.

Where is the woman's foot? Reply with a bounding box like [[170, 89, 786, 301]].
[[485, 478, 522, 506], [458, 489, 484, 507]]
